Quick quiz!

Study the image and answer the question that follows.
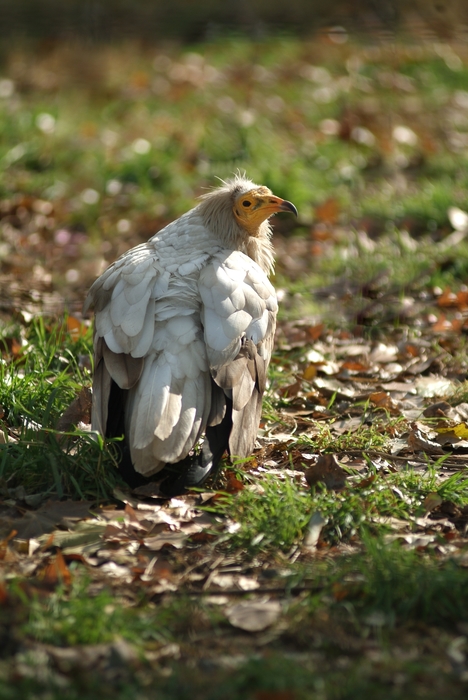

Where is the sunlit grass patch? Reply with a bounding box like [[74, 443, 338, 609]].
[[215, 463, 468, 552], [345, 536, 468, 627], [0, 429, 120, 500], [19, 574, 221, 649], [297, 421, 394, 453], [0, 317, 120, 499], [21, 578, 162, 647]]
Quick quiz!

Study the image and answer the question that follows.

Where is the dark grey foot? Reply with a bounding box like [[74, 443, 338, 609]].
[[158, 448, 216, 497]]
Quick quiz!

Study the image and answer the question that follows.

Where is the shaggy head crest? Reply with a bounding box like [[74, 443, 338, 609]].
[[196, 174, 296, 275], [199, 172, 260, 202]]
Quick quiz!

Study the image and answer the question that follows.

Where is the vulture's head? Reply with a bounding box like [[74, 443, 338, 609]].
[[198, 174, 297, 273]]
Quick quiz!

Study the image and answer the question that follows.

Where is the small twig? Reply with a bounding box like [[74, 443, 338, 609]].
[[339, 449, 468, 469], [160, 584, 325, 596]]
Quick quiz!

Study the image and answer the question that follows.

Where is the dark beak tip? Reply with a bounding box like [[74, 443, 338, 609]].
[[282, 200, 298, 217]]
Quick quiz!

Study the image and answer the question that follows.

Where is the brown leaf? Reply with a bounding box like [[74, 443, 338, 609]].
[[56, 387, 92, 432], [304, 454, 348, 490], [356, 474, 377, 489], [41, 551, 72, 586], [224, 472, 244, 494], [407, 429, 445, 455], [423, 401, 451, 418], [437, 287, 457, 308], [278, 379, 302, 398], [431, 314, 454, 332], [4, 499, 94, 540], [66, 315, 89, 342], [315, 198, 339, 224], [305, 323, 324, 341], [340, 360, 369, 373], [369, 391, 397, 412], [332, 582, 350, 601]]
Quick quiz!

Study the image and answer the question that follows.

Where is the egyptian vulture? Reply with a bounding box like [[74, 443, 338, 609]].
[[84, 175, 297, 495]]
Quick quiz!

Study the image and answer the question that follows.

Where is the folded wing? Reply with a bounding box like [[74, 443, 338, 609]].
[[199, 250, 277, 458]]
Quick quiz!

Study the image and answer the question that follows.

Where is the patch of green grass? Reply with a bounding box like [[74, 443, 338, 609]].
[[0, 317, 120, 499], [219, 475, 313, 552], [0, 317, 90, 429], [20, 576, 168, 648], [212, 474, 368, 551], [298, 420, 394, 453], [216, 464, 468, 551], [348, 536, 468, 627], [18, 574, 223, 650], [0, 429, 120, 500], [22, 579, 152, 647], [284, 536, 468, 632]]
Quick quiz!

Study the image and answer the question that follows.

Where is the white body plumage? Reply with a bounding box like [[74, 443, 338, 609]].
[[84, 175, 296, 482]]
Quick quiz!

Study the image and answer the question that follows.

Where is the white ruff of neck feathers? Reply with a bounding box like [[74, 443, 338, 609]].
[[196, 174, 275, 275]]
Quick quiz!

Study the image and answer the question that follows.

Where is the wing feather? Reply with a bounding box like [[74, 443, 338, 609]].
[[102, 341, 144, 389], [131, 357, 171, 449], [199, 250, 277, 458]]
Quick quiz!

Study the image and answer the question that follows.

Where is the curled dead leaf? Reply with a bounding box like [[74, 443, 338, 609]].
[[408, 428, 445, 455], [56, 387, 92, 432], [304, 454, 348, 490], [369, 391, 397, 412], [41, 550, 72, 586]]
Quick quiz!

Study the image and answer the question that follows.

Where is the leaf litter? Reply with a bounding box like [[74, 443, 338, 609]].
[[3, 37, 468, 697]]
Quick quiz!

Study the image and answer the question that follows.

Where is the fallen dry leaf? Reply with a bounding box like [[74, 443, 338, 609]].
[[225, 599, 282, 632], [369, 391, 397, 411], [144, 531, 189, 551], [408, 428, 446, 455], [304, 454, 348, 490], [66, 315, 89, 341], [436, 422, 468, 439], [40, 550, 72, 586], [2, 499, 94, 540], [56, 387, 92, 432]]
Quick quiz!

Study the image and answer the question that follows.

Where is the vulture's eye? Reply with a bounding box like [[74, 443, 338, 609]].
[[242, 200, 251, 207]]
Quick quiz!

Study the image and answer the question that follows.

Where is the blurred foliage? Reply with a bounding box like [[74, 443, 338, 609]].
[[2, 36, 468, 320], [0, 0, 466, 44]]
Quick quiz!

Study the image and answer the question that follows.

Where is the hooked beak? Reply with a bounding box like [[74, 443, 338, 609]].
[[278, 199, 298, 216], [265, 196, 298, 217]]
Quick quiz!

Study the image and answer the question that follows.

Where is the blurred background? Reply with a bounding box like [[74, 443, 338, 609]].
[[1, 0, 467, 42], [1, 0, 468, 326]]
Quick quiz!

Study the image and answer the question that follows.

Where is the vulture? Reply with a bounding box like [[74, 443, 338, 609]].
[[84, 175, 297, 495]]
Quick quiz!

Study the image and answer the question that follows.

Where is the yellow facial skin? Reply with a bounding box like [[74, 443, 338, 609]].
[[233, 187, 298, 236]]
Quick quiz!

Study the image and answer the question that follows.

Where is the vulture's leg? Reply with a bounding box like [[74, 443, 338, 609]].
[[159, 399, 233, 497], [106, 380, 149, 488], [106, 380, 231, 495]]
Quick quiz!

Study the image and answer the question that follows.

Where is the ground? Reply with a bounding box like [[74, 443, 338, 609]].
[[2, 33, 468, 699]]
